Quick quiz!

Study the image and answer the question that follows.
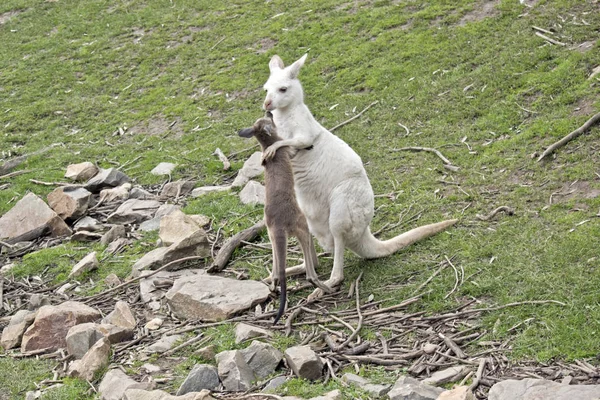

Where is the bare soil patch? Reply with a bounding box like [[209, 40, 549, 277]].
[[0, 10, 22, 25], [459, 1, 500, 26], [555, 180, 600, 203], [572, 98, 595, 117], [256, 38, 277, 54], [128, 116, 184, 138], [573, 40, 596, 53]]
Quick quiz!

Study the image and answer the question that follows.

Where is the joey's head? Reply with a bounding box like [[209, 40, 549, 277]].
[[238, 111, 279, 148], [263, 54, 307, 112]]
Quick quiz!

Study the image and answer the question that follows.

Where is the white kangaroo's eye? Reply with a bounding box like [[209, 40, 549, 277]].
[[279, 87, 287, 93]]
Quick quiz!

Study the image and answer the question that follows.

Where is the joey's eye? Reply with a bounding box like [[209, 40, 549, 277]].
[[279, 87, 287, 93]]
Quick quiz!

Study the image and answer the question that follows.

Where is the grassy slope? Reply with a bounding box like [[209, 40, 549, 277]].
[[0, 0, 599, 398]]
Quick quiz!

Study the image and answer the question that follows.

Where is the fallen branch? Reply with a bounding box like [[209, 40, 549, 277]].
[[538, 112, 600, 161], [476, 206, 515, 221], [535, 31, 566, 46], [208, 219, 266, 272], [0, 143, 62, 176], [213, 148, 231, 170], [469, 357, 488, 391], [392, 146, 457, 169], [329, 101, 379, 132]]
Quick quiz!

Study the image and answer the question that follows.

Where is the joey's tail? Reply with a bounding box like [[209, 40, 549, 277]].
[[353, 219, 458, 259], [273, 233, 288, 325]]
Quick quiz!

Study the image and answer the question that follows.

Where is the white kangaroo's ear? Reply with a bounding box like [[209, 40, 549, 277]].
[[269, 55, 285, 72], [288, 53, 307, 79]]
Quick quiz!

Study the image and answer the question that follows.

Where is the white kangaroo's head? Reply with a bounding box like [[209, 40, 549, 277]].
[[263, 54, 307, 112]]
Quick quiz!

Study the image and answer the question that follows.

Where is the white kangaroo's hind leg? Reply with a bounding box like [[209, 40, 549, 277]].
[[307, 233, 345, 300], [296, 228, 332, 293]]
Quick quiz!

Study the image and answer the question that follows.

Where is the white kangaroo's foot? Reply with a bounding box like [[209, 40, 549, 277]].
[[307, 278, 340, 301]]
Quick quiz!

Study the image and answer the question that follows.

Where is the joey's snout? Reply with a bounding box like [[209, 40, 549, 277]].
[[238, 127, 255, 138]]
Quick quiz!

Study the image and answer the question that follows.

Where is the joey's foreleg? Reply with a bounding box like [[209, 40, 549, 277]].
[[262, 136, 315, 161]]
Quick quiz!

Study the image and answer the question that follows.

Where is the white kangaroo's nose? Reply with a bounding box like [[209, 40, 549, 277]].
[[263, 99, 273, 111]]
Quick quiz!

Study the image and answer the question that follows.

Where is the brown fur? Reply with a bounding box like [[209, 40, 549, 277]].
[[238, 113, 331, 324]]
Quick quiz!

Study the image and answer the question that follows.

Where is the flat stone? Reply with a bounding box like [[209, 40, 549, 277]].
[[99, 183, 132, 203], [191, 185, 231, 197], [0, 193, 72, 244], [284, 345, 323, 380], [71, 231, 103, 242], [422, 366, 470, 386], [47, 186, 91, 220], [387, 375, 445, 400], [216, 349, 255, 391], [102, 300, 136, 330], [235, 322, 273, 344], [21, 301, 101, 353], [151, 162, 177, 176], [97, 323, 134, 344], [160, 180, 196, 200], [107, 199, 161, 224], [263, 376, 288, 392], [69, 251, 99, 278], [1, 310, 35, 349], [129, 187, 158, 200], [165, 274, 271, 321], [139, 204, 181, 232], [232, 152, 263, 187], [66, 322, 104, 359], [74, 216, 104, 232], [143, 334, 183, 353], [85, 168, 130, 193], [65, 162, 98, 182], [488, 378, 600, 400], [124, 389, 214, 400], [101, 225, 127, 246], [105, 273, 122, 288], [437, 386, 475, 400], [145, 318, 163, 330], [0, 262, 16, 275], [98, 369, 154, 400], [239, 180, 265, 205], [68, 337, 111, 381], [159, 209, 204, 246], [142, 364, 161, 374], [139, 269, 199, 303], [309, 390, 341, 400], [176, 364, 220, 395], [240, 340, 283, 379], [28, 294, 51, 310], [193, 345, 216, 360], [104, 237, 131, 255]]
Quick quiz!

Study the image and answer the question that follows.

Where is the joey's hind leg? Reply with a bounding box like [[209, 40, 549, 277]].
[[295, 226, 332, 293], [266, 227, 280, 292]]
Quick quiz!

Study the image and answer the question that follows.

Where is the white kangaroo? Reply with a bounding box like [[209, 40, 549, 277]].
[[261, 54, 458, 298]]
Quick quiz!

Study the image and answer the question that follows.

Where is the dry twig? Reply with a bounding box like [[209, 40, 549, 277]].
[[392, 146, 457, 169], [538, 112, 600, 161], [476, 206, 515, 221], [329, 101, 379, 132]]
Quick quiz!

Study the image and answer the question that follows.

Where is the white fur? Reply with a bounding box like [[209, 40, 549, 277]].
[[262, 54, 458, 295]]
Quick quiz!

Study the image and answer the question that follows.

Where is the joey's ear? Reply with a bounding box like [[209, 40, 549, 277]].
[[288, 53, 308, 79], [263, 123, 273, 136], [269, 55, 285, 72], [238, 128, 254, 138]]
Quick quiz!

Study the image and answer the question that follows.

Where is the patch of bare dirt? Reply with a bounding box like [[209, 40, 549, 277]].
[[0, 10, 22, 25], [573, 40, 596, 53], [572, 98, 595, 117], [459, 0, 500, 26], [128, 116, 184, 138], [256, 38, 277, 54], [555, 181, 600, 203]]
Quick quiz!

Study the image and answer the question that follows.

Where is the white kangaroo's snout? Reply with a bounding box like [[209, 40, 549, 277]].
[[263, 97, 273, 111]]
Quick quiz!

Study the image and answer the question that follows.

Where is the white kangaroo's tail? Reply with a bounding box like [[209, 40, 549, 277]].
[[352, 219, 459, 259]]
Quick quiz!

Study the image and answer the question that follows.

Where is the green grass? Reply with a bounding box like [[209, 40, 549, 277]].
[[1, 0, 599, 398]]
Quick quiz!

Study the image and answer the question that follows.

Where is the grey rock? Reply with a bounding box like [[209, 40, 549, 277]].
[[422, 366, 470, 386], [0, 262, 16, 275], [98, 369, 154, 400], [29, 294, 51, 310], [176, 364, 220, 395], [488, 378, 600, 400], [387, 375, 445, 400], [101, 225, 127, 246], [216, 350, 255, 391], [342, 373, 390, 397], [1, 310, 35, 349], [124, 389, 215, 400], [69, 251, 99, 278], [142, 364, 161, 374], [194, 345, 216, 360], [309, 390, 342, 400], [240, 340, 283, 379], [65, 162, 98, 182], [191, 185, 231, 197], [66, 322, 104, 359], [71, 230, 103, 242], [165, 274, 271, 321], [438, 386, 475, 400], [232, 152, 263, 187], [145, 318, 163, 330], [159, 209, 204, 246], [97, 323, 134, 344], [105, 273, 122, 288], [139, 204, 181, 232], [139, 269, 200, 303], [102, 300, 136, 330], [235, 322, 273, 344], [99, 183, 132, 203], [74, 216, 104, 232], [129, 187, 158, 200], [0, 193, 72, 244], [151, 162, 177, 176], [284, 345, 323, 380], [143, 334, 183, 353], [104, 237, 131, 255], [67, 337, 110, 381], [139, 218, 162, 232], [239, 180, 265, 205], [263, 376, 288, 392], [85, 168, 130, 193], [160, 180, 196, 200], [107, 199, 161, 224], [47, 186, 91, 220]]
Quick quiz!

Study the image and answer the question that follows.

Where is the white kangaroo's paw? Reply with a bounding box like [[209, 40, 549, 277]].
[[307, 278, 339, 301]]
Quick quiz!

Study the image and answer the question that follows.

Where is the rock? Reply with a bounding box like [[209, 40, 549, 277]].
[[132, 230, 210, 276], [263, 376, 288, 392], [309, 390, 342, 400], [387, 375, 445, 400], [85, 168, 130, 193], [74, 216, 104, 232], [235, 322, 273, 344], [194, 345, 216, 360], [240, 340, 283, 379], [104, 238, 131, 255], [21, 301, 101, 352], [102, 300, 136, 330], [160, 180, 196, 199], [422, 366, 470, 386], [99, 183, 132, 203], [97, 323, 134, 344], [341, 373, 391, 398], [144, 334, 183, 353], [145, 318, 163, 330], [0, 193, 72, 244], [65, 162, 98, 182], [189, 215, 210, 227], [0, 262, 16, 275], [69, 251, 99, 278], [284, 345, 323, 380], [232, 152, 263, 187], [191, 186, 231, 197], [98, 369, 154, 400], [423, 343, 439, 355], [29, 294, 51, 310], [216, 350, 255, 391], [139, 204, 181, 232], [239, 180, 265, 205], [151, 162, 177, 176], [105, 273, 122, 288], [437, 386, 474, 400], [71, 231, 103, 242], [159, 209, 204, 246], [66, 322, 104, 359], [139, 269, 199, 303], [1, 310, 35, 349], [47, 186, 91, 220], [101, 225, 127, 246], [68, 337, 110, 381], [129, 187, 158, 200], [488, 378, 600, 400], [176, 364, 220, 395], [142, 364, 161, 374], [165, 274, 271, 321], [107, 199, 162, 224], [124, 389, 214, 400]]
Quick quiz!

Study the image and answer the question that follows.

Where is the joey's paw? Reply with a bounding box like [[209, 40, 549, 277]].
[[262, 146, 277, 161], [308, 278, 333, 294], [307, 288, 325, 302]]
